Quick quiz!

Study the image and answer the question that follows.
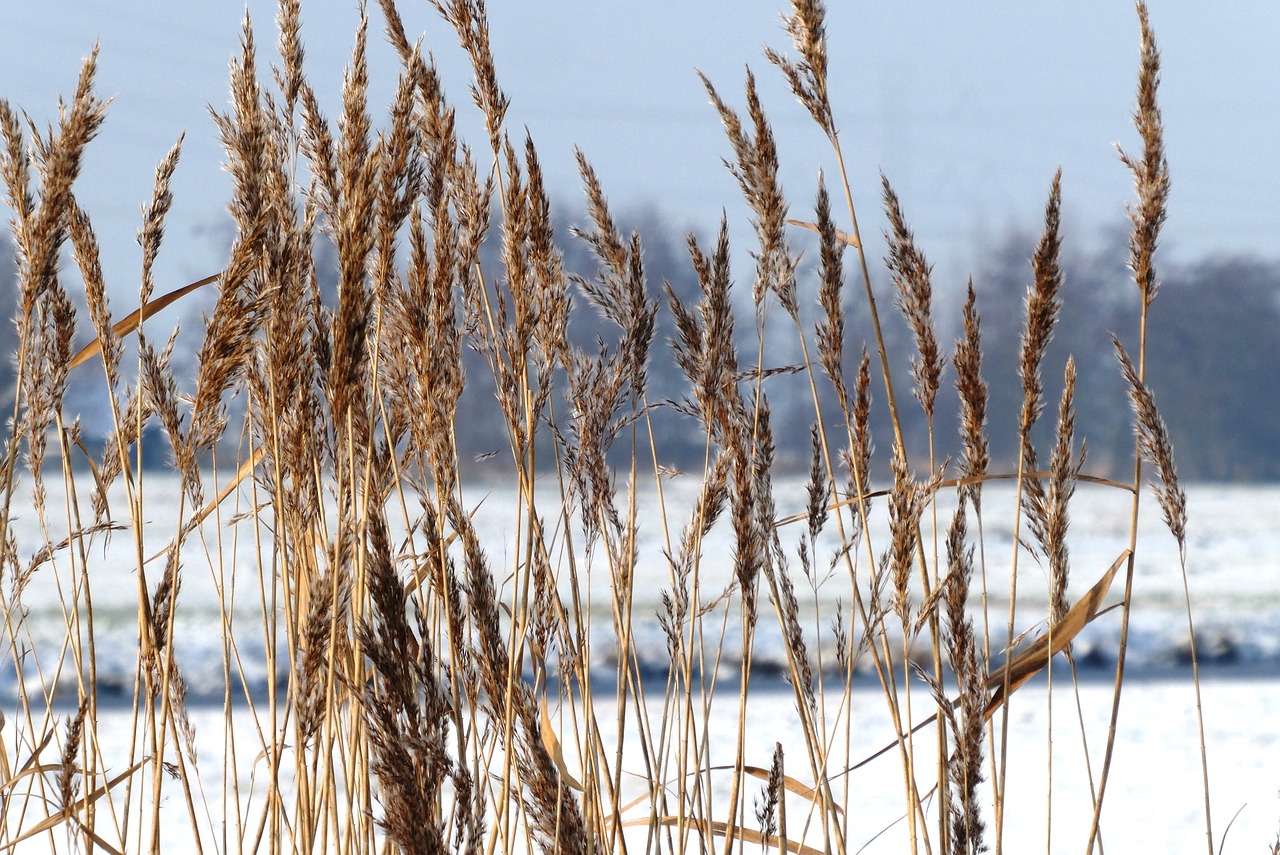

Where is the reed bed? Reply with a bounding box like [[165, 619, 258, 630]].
[[0, 1, 1217, 852]]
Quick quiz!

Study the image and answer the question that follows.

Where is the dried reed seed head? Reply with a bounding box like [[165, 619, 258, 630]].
[[1018, 169, 1064, 437], [814, 172, 846, 379], [374, 68, 424, 233], [671, 218, 741, 434], [672, 450, 731, 591], [340, 10, 373, 163], [453, 150, 492, 268], [947, 683, 988, 852], [700, 67, 797, 314], [953, 281, 989, 506], [297, 84, 339, 222], [375, 3, 453, 163], [359, 591, 454, 851], [572, 148, 626, 275], [365, 698, 450, 854], [775, 539, 818, 706], [402, 209, 463, 423], [188, 229, 263, 470], [52, 273, 76, 369], [805, 423, 829, 541], [887, 447, 923, 624], [524, 137, 569, 363], [274, 0, 304, 115], [139, 333, 200, 493], [417, 87, 452, 213], [665, 278, 701, 384], [941, 498, 988, 854], [257, 203, 323, 425], [375, 0, 418, 79], [729, 441, 764, 622], [90, 386, 145, 521], [621, 232, 658, 396], [216, 15, 273, 235], [330, 16, 379, 373], [433, 0, 509, 152], [764, 0, 834, 136], [138, 135, 184, 305], [1113, 334, 1187, 551], [525, 524, 566, 655], [292, 537, 356, 717], [571, 149, 658, 395], [327, 284, 375, 452], [0, 100, 35, 234], [1121, 0, 1170, 307], [698, 69, 745, 161], [1046, 357, 1082, 625], [745, 77, 797, 317], [150, 545, 183, 655], [882, 174, 943, 419], [748, 403, 783, 575], [2, 59, 104, 402], [451, 499, 516, 712], [66, 202, 120, 381], [57, 699, 88, 810], [19, 276, 78, 496], [831, 602, 850, 671], [364, 512, 412, 674], [563, 348, 628, 545], [755, 741, 786, 846], [943, 496, 971, 623], [847, 346, 874, 499], [23, 46, 108, 306], [496, 138, 538, 348]]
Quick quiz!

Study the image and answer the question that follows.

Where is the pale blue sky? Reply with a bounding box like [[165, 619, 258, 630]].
[[1, 1, 1277, 304]]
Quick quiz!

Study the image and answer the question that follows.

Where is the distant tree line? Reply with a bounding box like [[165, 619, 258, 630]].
[[3, 210, 1277, 482], [941, 225, 1280, 482], [481, 210, 1277, 483], [481, 209, 1277, 484]]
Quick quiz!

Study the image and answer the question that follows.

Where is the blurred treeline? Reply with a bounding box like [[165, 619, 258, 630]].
[[2, 209, 1276, 482]]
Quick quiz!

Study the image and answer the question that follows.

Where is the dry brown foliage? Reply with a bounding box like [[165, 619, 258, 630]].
[[0, 2, 1217, 853]]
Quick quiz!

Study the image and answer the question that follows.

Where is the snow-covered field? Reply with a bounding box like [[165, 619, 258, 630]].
[[15, 670, 1264, 849], [595, 676, 1280, 854], [24, 676, 1280, 852], [3, 473, 1278, 850]]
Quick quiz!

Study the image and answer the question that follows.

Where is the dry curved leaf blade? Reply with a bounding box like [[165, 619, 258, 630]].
[[624, 816, 826, 855], [848, 549, 1131, 773], [719, 764, 845, 818], [786, 217, 860, 249], [540, 689, 583, 792], [982, 548, 1129, 717], [68, 273, 220, 371]]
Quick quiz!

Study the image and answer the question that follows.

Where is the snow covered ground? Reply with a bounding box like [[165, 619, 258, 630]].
[[2, 474, 1277, 850], [18, 675, 1277, 852]]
